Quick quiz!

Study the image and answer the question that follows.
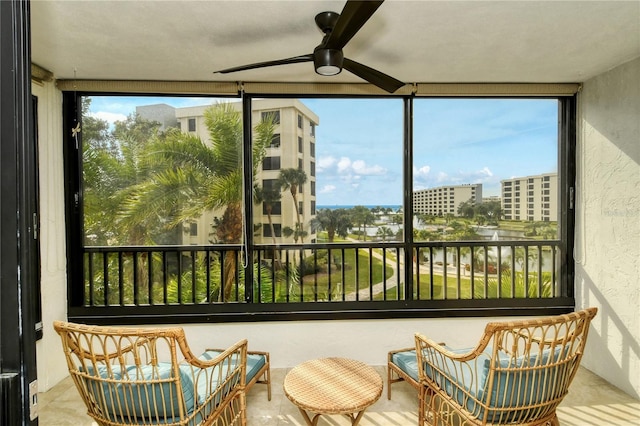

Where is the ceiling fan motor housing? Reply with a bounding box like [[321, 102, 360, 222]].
[[314, 47, 344, 75]]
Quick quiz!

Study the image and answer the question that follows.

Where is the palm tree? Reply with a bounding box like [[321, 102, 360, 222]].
[[278, 168, 307, 243], [376, 226, 394, 241], [310, 208, 352, 242], [350, 205, 375, 241], [254, 185, 282, 267], [282, 223, 308, 243], [119, 102, 275, 301]]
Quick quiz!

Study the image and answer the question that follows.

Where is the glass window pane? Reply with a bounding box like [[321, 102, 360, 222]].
[[81, 95, 243, 247], [251, 98, 403, 245], [413, 98, 559, 241], [412, 98, 560, 301]]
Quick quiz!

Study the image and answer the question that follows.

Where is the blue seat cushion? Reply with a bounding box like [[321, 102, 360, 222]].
[[390, 350, 420, 382], [199, 350, 266, 384], [85, 363, 198, 420], [421, 347, 489, 416], [84, 361, 238, 425], [476, 346, 566, 422], [422, 345, 566, 423]]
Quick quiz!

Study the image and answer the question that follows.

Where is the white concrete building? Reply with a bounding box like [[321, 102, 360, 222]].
[[501, 173, 558, 222], [413, 184, 482, 216], [139, 99, 319, 245]]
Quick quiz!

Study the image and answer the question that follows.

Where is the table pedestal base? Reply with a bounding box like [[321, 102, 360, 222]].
[[298, 408, 367, 426]]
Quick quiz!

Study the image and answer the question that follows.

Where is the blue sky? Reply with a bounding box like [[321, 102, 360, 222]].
[[88, 96, 558, 206]]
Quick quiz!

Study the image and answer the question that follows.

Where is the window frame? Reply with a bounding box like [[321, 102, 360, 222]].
[[62, 92, 576, 324]]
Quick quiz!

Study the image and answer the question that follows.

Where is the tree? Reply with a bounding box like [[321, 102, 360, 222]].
[[254, 185, 283, 267], [350, 205, 375, 241], [278, 168, 308, 243], [457, 199, 476, 218], [310, 208, 352, 242], [83, 106, 167, 246], [119, 102, 275, 301], [282, 223, 308, 243], [376, 226, 394, 241]]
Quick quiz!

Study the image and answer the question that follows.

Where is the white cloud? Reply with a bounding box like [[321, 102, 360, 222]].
[[414, 165, 431, 177], [479, 167, 493, 177], [436, 172, 449, 182], [89, 111, 127, 125], [319, 185, 336, 194], [459, 167, 494, 183], [352, 160, 386, 175], [317, 156, 337, 171], [337, 157, 352, 173]]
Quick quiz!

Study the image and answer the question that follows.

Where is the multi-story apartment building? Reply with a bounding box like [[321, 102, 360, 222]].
[[413, 184, 483, 216], [138, 99, 318, 245], [501, 173, 557, 221]]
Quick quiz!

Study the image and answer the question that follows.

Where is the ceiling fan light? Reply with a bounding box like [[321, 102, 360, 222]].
[[316, 64, 341, 76], [314, 48, 343, 76]]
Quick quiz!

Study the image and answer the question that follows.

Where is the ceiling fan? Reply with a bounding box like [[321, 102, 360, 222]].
[[215, 0, 404, 93]]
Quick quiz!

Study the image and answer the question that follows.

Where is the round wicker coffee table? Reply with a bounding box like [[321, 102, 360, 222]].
[[283, 357, 383, 426]]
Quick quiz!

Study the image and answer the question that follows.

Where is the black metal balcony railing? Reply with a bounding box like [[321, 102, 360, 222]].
[[73, 240, 571, 324]]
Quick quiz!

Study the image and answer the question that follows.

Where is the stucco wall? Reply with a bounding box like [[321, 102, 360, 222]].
[[575, 56, 640, 399]]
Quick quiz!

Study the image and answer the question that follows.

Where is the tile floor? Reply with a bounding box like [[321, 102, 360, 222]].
[[39, 366, 640, 425]]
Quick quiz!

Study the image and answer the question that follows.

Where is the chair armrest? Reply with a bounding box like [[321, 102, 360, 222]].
[[388, 347, 415, 356], [186, 340, 248, 370], [180, 339, 248, 421], [415, 333, 480, 362]]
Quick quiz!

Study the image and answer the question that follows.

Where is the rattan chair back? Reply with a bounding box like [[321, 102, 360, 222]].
[[54, 321, 247, 426], [415, 308, 597, 426]]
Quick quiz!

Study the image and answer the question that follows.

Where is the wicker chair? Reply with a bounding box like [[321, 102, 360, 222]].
[[201, 348, 271, 400], [54, 321, 249, 426], [414, 307, 598, 426], [387, 346, 421, 399]]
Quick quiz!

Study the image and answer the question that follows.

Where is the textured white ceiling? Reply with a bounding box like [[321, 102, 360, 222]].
[[31, 0, 640, 85]]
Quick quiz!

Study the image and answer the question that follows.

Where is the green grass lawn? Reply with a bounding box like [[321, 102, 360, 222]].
[[268, 247, 394, 302], [380, 271, 553, 301]]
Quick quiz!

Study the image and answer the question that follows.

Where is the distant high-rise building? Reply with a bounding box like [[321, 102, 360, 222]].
[[135, 103, 179, 130], [413, 184, 483, 216], [501, 173, 557, 221], [138, 99, 319, 245]]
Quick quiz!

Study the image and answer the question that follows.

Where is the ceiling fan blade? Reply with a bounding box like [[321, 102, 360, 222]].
[[324, 0, 384, 50], [215, 54, 313, 74], [343, 57, 404, 93]]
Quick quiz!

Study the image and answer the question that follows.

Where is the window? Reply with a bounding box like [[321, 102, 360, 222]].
[[263, 223, 282, 237], [262, 156, 281, 170], [270, 134, 280, 148], [263, 202, 281, 215], [298, 114, 303, 129], [262, 110, 280, 124], [188, 118, 196, 132], [66, 94, 574, 324], [262, 179, 279, 191]]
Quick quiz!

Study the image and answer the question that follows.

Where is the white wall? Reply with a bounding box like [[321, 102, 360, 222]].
[[32, 80, 69, 392], [178, 317, 500, 369], [575, 56, 640, 399]]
